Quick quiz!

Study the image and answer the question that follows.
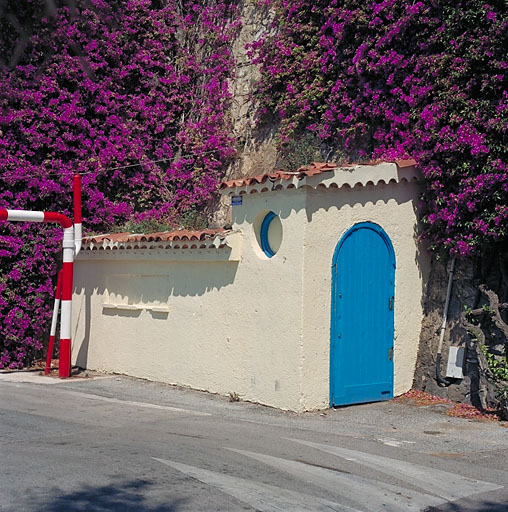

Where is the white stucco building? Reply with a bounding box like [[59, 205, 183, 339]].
[[72, 160, 430, 411]]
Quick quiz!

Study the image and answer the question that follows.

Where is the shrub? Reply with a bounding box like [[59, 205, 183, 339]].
[[0, 0, 240, 367], [249, 0, 508, 256]]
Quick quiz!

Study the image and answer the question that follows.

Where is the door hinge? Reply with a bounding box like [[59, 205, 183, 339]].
[[388, 296, 394, 310], [388, 348, 393, 361]]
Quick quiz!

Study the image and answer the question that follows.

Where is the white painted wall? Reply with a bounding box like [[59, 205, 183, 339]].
[[300, 182, 430, 410], [73, 190, 308, 411], [72, 164, 429, 412]]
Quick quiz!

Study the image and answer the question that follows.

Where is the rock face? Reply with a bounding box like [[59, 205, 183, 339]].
[[414, 257, 507, 414], [414, 259, 478, 403], [228, 1, 277, 179], [211, 2, 277, 227]]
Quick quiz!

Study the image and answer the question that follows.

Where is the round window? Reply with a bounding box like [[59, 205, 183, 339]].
[[258, 211, 282, 258]]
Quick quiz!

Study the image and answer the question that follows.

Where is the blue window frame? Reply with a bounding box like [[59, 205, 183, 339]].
[[260, 211, 277, 257]]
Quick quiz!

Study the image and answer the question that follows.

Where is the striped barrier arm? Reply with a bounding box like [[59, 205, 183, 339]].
[[0, 208, 74, 378]]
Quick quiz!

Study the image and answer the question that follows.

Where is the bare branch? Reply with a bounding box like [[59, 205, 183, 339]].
[[461, 311, 486, 344], [479, 285, 508, 339], [469, 304, 508, 316]]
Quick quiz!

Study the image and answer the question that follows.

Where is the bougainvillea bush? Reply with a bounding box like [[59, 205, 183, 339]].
[[1, 0, 507, 370], [0, 0, 239, 367], [249, 0, 508, 256]]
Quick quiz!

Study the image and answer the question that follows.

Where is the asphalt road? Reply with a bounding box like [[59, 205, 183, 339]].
[[1, 371, 507, 511]]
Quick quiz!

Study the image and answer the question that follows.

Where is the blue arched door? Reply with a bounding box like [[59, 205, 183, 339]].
[[330, 222, 395, 406]]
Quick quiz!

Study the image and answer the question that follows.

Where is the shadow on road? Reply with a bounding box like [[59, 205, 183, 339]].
[[34, 478, 186, 511], [426, 500, 508, 512]]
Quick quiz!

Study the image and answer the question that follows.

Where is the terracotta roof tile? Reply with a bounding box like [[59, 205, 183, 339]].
[[83, 228, 231, 251], [219, 162, 337, 190], [219, 159, 417, 190]]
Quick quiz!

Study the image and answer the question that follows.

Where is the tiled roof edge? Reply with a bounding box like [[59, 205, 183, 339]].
[[219, 159, 419, 195], [82, 228, 236, 252], [219, 162, 338, 190]]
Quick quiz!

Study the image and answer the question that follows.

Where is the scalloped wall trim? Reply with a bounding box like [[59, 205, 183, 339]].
[[220, 161, 420, 196], [82, 229, 236, 252]]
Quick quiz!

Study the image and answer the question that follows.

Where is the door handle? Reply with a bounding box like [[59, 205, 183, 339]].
[[388, 348, 393, 361], [388, 296, 394, 310]]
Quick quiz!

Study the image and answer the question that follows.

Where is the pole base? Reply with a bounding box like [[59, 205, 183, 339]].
[[59, 339, 71, 378]]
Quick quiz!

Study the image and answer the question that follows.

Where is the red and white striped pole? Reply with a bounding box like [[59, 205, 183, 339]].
[[59, 215, 74, 378], [45, 174, 82, 374], [0, 208, 74, 378], [73, 174, 82, 256], [44, 269, 62, 375]]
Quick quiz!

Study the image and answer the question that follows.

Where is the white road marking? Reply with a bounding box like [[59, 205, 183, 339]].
[[236, 418, 298, 428], [227, 448, 445, 512], [376, 438, 416, 447], [59, 391, 211, 416], [288, 438, 503, 501], [153, 457, 358, 511], [1, 379, 209, 416]]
